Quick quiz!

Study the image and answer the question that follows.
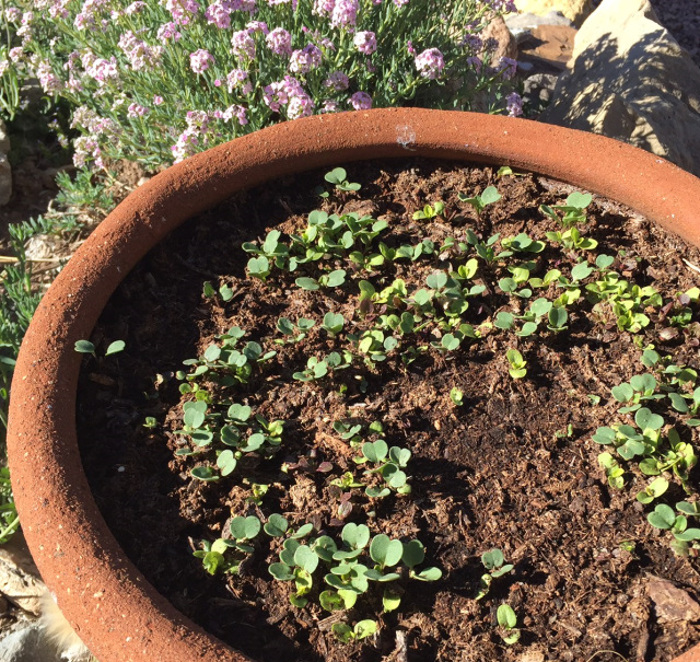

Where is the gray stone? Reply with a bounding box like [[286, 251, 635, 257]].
[[0, 619, 54, 662], [541, 0, 700, 178]]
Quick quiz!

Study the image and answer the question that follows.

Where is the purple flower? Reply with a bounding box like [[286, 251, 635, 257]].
[[81, 52, 120, 85], [349, 91, 371, 110], [393, 0, 408, 6], [165, 0, 200, 25], [4, 7, 21, 23], [489, 0, 516, 12], [153, 95, 164, 105], [467, 56, 482, 75], [8, 47, 24, 63], [287, 92, 314, 119], [266, 27, 292, 56], [232, 29, 256, 60], [414, 48, 445, 80], [49, 0, 70, 19], [119, 31, 163, 71], [223, 104, 248, 125], [125, 1, 146, 14], [289, 44, 322, 74], [323, 70, 349, 91], [331, 0, 358, 29], [312, 0, 334, 17], [353, 31, 377, 55], [246, 20, 269, 34], [157, 22, 182, 41], [205, 1, 232, 28], [320, 99, 339, 113], [190, 49, 215, 74], [36, 61, 63, 94], [497, 57, 518, 80], [506, 92, 523, 117], [127, 102, 149, 118], [227, 68, 252, 94]]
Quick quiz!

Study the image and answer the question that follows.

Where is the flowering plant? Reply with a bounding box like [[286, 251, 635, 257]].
[[2, 0, 520, 169]]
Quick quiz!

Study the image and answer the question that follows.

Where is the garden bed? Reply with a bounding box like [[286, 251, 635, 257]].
[[76, 158, 700, 662]]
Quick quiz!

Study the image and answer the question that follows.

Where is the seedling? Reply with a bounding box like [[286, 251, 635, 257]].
[[459, 186, 501, 216], [74, 339, 125, 357], [413, 201, 445, 220], [275, 316, 315, 344], [540, 191, 592, 229], [496, 604, 521, 645], [450, 387, 464, 407], [331, 620, 378, 643], [324, 167, 361, 193], [505, 349, 527, 379], [476, 548, 513, 600]]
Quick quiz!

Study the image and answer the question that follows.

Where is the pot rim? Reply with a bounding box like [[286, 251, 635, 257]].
[[8, 108, 700, 662]]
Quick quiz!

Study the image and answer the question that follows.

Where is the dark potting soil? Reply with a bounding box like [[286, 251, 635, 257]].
[[76, 158, 700, 662]]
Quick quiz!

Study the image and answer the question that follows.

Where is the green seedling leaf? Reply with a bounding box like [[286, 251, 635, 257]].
[[648, 504, 677, 530], [228, 403, 252, 421], [369, 535, 403, 568], [676, 501, 700, 517], [571, 262, 593, 281], [264, 514, 288, 537], [635, 407, 664, 431], [105, 340, 126, 356], [292, 523, 314, 539], [413, 567, 442, 581], [389, 447, 411, 467], [269, 562, 294, 581], [674, 528, 700, 542], [363, 440, 388, 463], [313, 536, 339, 562], [497, 604, 517, 629], [190, 466, 219, 482], [295, 277, 320, 291], [341, 523, 370, 550], [564, 191, 592, 209], [383, 590, 401, 612], [183, 401, 208, 429], [481, 548, 504, 571], [331, 623, 353, 643], [354, 620, 378, 640], [592, 427, 616, 445], [230, 515, 261, 540], [294, 545, 319, 573], [636, 476, 669, 504], [611, 384, 634, 403], [217, 450, 237, 476], [402, 539, 426, 568], [74, 340, 96, 355], [323, 312, 345, 334]]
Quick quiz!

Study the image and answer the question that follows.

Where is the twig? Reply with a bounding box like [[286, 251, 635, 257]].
[[683, 258, 700, 275]]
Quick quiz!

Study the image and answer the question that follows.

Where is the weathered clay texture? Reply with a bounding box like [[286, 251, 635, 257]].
[[7, 109, 700, 662]]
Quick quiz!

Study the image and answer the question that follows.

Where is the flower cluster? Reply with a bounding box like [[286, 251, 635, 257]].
[[2, 0, 521, 168], [414, 48, 444, 80]]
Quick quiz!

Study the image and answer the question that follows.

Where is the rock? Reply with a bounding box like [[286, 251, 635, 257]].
[[540, 0, 700, 178], [0, 533, 46, 616], [506, 10, 574, 38], [481, 14, 518, 62], [514, 0, 593, 27], [646, 576, 700, 623], [518, 24, 578, 71], [522, 72, 560, 113]]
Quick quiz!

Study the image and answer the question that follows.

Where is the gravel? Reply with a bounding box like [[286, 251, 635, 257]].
[[650, 0, 700, 67]]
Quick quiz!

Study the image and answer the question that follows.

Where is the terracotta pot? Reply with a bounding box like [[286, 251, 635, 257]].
[[7, 108, 700, 662]]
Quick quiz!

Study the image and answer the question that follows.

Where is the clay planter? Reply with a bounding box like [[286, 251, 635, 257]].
[[7, 108, 700, 662]]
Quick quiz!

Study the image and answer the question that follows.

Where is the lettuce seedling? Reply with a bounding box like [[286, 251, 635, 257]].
[[598, 452, 625, 489], [496, 604, 521, 645], [459, 186, 501, 216], [331, 620, 378, 643], [476, 548, 513, 600], [506, 349, 527, 379], [413, 201, 445, 220], [324, 167, 361, 193]]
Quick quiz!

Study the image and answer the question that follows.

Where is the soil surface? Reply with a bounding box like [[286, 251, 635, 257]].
[[76, 158, 700, 662]]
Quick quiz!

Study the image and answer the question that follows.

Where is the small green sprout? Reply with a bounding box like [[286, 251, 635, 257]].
[[505, 349, 527, 379], [322, 312, 346, 336], [476, 548, 513, 600], [331, 619, 378, 643], [598, 452, 625, 489], [636, 476, 669, 504], [496, 604, 521, 645], [540, 191, 592, 229], [324, 167, 361, 193], [459, 185, 501, 216], [74, 339, 126, 357], [275, 316, 315, 344], [293, 356, 329, 382], [450, 387, 464, 407], [413, 201, 445, 220]]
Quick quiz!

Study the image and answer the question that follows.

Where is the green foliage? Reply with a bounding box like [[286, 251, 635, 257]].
[[496, 604, 521, 645], [476, 548, 514, 600]]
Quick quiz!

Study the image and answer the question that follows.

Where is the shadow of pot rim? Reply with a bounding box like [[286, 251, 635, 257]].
[[7, 108, 700, 662]]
